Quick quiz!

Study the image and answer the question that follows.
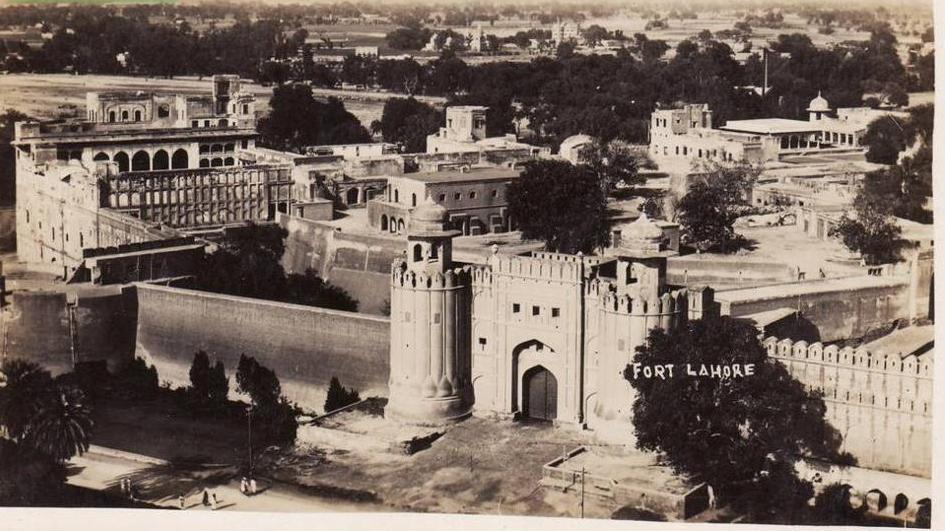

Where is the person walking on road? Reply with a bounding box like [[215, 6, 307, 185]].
[[240, 477, 248, 496], [250, 478, 258, 495], [211, 492, 218, 511], [178, 493, 185, 510], [202, 488, 210, 506]]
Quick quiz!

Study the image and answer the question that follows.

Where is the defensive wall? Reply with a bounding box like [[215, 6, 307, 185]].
[[134, 283, 391, 413], [280, 213, 401, 314], [716, 275, 914, 342], [0, 287, 136, 375], [666, 255, 796, 288], [764, 337, 932, 477]]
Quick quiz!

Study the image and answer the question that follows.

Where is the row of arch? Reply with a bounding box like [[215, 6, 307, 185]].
[[380, 214, 406, 234], [198, 143, 236, 154], [199, 157, 236, 168], [94, 149, 189, 173]]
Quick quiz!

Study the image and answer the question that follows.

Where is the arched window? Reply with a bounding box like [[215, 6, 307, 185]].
[[93, 152, 109, 162], [199, 158, 210, 168], [121, 110, 129, 121], [152, 150, 169, 170], [134, 110, 142, 121], [397, 219, 405, 233], [224, 157, 234, 166], [199, 144, 210, 153], [211, 158, 223, 167], [413, 244, 423, 262], [224, 143, 235, 152], [171, 149, 188, 169], [380, 215, 388, 231], [108, 111, 116, 123], [411, 193, 417, 207], [131, 150, 150, 171], [781, 136, 789, 149], [113, 152, 130, 172], [211, 144, 223, 153], [394, 189, 399, 203], [157, 105, 170, 118], [430, 244, 439, 260], [219, 119, 229, 127]]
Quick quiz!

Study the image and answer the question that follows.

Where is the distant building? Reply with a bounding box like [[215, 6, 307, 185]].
[[649, 94, 906, 170], [13, 75, 293, 278], [368, 166, 520, 236], [425, 105, 550, 162], [552, 20, 581, 44], [558, 134, 594, 165]]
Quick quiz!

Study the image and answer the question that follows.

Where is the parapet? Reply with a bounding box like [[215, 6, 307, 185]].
[[489, 253, 584, 283], [598, 288, 689, 317], [391, 261, 472, 290], [763, 336, 934, 378]]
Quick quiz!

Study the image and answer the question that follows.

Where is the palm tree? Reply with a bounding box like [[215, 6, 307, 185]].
[[0, 359, 56, 441], [24, 385, 93, 464]]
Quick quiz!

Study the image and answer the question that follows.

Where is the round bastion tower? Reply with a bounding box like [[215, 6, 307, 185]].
[[590, 214, 690, 440], [385, 197, 474, 425]]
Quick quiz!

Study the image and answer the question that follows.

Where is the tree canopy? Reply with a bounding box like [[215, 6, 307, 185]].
[[677, 164, 758, 253], [196, 223, 358, 312], [374, 97, 443, 153], [506, 159, 610, 254], [628, 317, 849, 522], [829, 179, 905, 265], [258, 84, 370, 153]]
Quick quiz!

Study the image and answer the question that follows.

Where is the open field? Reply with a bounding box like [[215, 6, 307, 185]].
[[0, 73, 445, 128]]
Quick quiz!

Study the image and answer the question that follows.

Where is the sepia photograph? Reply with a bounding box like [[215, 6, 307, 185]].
[[0, 0, 938, 529]]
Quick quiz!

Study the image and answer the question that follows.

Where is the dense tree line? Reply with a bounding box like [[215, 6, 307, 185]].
[[2, 6, 929, 152]]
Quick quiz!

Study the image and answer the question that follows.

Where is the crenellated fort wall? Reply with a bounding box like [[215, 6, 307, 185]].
[[763, 337, 932, 477]]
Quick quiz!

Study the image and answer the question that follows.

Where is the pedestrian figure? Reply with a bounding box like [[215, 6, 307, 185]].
[[129, 484, 138, 502], [240, 477, 248, 496], [202, 488, 210, 506], [178, 493, 185, 510], [119, 478, 127, 495], [211, 492, 218, 511], [250, 478, 258, 495]]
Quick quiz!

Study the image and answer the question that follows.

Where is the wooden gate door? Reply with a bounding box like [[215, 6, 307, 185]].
[[523, 366, 557, 421]]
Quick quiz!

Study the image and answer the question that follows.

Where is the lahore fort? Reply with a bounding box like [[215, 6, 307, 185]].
[[0, 76, 934, 522]]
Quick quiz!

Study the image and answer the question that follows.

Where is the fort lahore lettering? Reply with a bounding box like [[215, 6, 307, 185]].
[[628, 363, 757, 379]]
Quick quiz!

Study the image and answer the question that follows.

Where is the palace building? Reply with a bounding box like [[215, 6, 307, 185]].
[[386, 199, 715, 439], [12, 75, 293, 277]]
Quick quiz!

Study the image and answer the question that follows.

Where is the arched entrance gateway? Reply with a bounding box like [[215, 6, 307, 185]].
[[522, 365, 557, 421]]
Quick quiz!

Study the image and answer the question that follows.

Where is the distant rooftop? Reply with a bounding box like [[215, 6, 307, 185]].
[[395, 167, 520, 184], [716, 275, 908, 305], [721, 118, 823, 135], [862, 325, 934, 360]]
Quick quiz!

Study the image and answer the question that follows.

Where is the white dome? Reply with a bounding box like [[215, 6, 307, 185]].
[[807, 91, 830, 112]]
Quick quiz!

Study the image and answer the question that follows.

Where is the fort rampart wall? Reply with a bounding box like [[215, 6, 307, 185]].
[[764, 336, 932, 477]]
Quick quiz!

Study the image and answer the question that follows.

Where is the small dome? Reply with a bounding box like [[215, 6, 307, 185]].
[[615, 213, 667, 256], [412, 196, 447, 223], [409, 196, 450, 234], [807, 91, 830, 112], [624, 213, 663, 241]]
